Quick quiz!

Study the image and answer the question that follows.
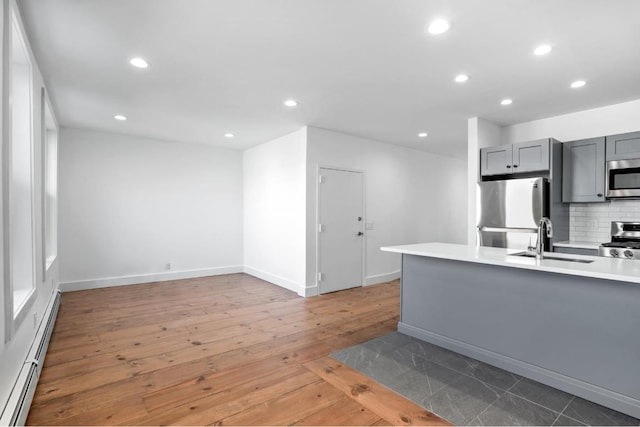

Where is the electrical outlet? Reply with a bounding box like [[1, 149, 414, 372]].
[[165, 262, 172, 270]]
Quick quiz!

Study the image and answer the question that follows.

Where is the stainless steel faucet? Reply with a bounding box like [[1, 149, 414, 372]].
[[533, 217, 553, 260]]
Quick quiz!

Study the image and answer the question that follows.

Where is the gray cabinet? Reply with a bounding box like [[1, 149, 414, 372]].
[[513, 139, 550, 173], [606, 131, 640, 160], [562, 137, 606, 203], [480, 139, 550, 176], [481, 145, 512, 175]]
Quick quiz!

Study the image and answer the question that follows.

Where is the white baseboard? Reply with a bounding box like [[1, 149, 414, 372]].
[[366, 270, 400, 286], [243, 266, 304, 296], [301, 285, 319, 297], [59, 267, 395, 297], [310, 271, 399, 296], [59, 265, 244, 292]]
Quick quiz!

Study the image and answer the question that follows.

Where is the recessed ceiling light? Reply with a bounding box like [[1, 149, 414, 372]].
[[418, 132, 429, 138], [224, 133, 235, 138], [500, 99, 513, 106], [283, 99, 298, 107], [129, 57, 149, 68], [114, 114, 127, 121], [454, 74, 469, 83], [534, 44, 552, 56], [427, 19, 450, 35], [571, 80, 586, 88]]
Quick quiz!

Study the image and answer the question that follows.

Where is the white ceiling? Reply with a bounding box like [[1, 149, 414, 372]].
[[18, 0, 640, 159]]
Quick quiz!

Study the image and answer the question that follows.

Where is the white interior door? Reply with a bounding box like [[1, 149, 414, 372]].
[[318, 167, 364, 294]]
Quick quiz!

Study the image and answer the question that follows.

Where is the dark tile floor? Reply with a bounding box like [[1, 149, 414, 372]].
[[330, 332, 640, 426]]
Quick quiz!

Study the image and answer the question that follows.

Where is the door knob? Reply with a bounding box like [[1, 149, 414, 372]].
[[356, 231, 364, 236]]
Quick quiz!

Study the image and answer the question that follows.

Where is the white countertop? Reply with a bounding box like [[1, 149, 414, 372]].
[[381, 242, 640, 284], [552, 240, 601, 250]]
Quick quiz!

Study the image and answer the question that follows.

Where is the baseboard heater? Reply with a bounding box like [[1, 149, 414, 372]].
[[0, 290, 61, 426]]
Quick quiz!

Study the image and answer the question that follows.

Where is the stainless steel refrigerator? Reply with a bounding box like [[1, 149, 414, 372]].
[[477, 177, 548, 249]]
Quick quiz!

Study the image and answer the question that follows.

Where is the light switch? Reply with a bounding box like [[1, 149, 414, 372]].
[[365, 222, 374, 230]]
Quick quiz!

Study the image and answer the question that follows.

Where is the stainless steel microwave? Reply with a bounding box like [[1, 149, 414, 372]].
[[606, 159, 640, 198]]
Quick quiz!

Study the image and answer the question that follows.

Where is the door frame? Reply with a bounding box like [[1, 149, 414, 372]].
[[315, 165, 366, 294]]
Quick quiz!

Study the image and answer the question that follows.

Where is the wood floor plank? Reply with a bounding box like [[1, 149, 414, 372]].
[[142, 340, 334, 412], [138, 366, 321, 426], [26, 274, 448, 426], [371, 419, 394, 426], [292, 395, 382, 426], [216, 380, 345, 426], [28, 356, 218, 423], [48, 395, 148, 426], [304, 357, 451, 426]]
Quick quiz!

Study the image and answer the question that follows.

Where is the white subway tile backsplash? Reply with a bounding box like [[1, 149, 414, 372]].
[[570, 200, 640, 243]]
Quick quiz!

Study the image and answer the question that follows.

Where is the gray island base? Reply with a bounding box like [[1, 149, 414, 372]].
[[397, 252, 640, 419]]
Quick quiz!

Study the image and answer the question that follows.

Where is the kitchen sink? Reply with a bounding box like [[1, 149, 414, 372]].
[[509, 251, 595, 264]]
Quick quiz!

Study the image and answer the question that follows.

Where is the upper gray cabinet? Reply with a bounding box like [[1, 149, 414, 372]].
[[480, 145, 512, 175], [562, 137, 605, 203], [512, 139, 550, 172], [481, 139, 550, 176], [606, 131, 640, 160]]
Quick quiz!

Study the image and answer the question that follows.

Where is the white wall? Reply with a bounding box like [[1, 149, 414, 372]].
[[1, 0, 59, 413], [501, 98, 640, 243], [467, 117, 502, 244], [58, 128, 244, 290], [243, 128, 307, 295], [501, 99, 640, 145], [306, 127, 467, 294], [58, 124, 467, 300]]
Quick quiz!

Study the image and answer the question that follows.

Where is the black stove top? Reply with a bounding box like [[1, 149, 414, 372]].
[[601, 241, 640, 249]]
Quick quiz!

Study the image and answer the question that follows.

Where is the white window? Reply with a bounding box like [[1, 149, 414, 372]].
[[43, 91, 57, 273], [6, 8, 36, 326]]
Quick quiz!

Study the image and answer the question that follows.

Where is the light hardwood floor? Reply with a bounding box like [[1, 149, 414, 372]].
[[27, 273, 450, 426]]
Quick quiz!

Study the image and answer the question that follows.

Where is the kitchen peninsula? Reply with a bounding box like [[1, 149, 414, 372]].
[[381, 242, 640, 419]]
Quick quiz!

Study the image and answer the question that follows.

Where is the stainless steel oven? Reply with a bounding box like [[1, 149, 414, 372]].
[[599, 221, 640, 260], [606, 159, 640, 198]]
